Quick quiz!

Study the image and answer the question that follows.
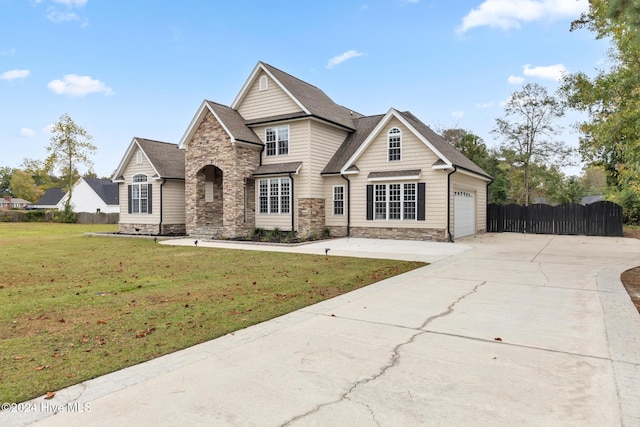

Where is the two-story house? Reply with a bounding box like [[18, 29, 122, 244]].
[[112, 61, 492, 241]]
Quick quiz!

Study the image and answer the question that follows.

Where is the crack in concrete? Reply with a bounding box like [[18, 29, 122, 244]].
[[280, 281, 486, 426], [537, 262, 551, 286]]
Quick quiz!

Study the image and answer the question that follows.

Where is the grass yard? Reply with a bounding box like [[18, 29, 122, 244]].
[[0, 223, 425, 403]]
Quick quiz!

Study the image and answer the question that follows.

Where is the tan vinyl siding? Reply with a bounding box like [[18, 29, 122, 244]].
[[161, 180, 185, 224], [119, 149, 160, 225], [252, 121, 312, 198], [310, 121, 348, 196], [237, 72, 303, 120], [451, 172, 487, 233], [324, 176, 348, 226], [255, 214, 292, 230], [349, 118, 448, 229]]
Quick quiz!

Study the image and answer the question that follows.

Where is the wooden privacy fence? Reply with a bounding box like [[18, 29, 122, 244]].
[[487, 201, 623, 237]]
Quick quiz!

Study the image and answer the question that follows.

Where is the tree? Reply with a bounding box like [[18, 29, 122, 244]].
[[440, 128, 508, 203], [492, 83, 572, 206], [0, 166, 15, 196], [46, 113, 96, 213], [561, 0, 640, 223], [20, 158, 57, 189], [9, 170, 42, 202]]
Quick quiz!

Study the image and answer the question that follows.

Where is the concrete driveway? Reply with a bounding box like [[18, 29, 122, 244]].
[[5, 234, 640, 426]]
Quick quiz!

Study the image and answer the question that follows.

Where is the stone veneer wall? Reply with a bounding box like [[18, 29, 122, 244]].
[[119, 223, 159, 235], [297, 198, 325, 238], [185, 110, 260, 238], [349, 226, 447, 242]]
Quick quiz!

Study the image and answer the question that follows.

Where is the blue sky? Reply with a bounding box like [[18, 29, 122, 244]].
[[1, 0, 609, 178]]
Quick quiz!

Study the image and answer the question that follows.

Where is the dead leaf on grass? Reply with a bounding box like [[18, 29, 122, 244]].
[[14, 356, 24, 360], [97, 319, 107, 325], [35, 365, 52, 371]]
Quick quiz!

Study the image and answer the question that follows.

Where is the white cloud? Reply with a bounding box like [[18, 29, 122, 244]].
[[451, 111, 465, 119], [43, 123, 55, 134], [508, 75, 525, 84], [476, 101, 494, 108], [53, 0, 88, 6], [20, 128, 36, 137], [457, 0, 588, 33], [327, 50, 365, 69], [46, 9, 80, 23], [0, 69, 30, 80], [47, 74, 113, 96], [523, 63, 567, 81]]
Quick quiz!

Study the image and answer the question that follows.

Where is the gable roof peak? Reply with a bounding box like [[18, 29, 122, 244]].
[[232, 61, 358, 130]]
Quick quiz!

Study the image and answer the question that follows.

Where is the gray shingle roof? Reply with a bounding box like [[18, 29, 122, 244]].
[[397, 111, 491, 179], [368, 170, 421, 179], [252, 162, 303, 176], [321, 115, 385, 175], [205, 101, 262, 145], [135, 138, 185, 179], [261, 62, 360, 130], [84, 178, 119, 205], [322, 111, 491, 179], [35, 187, 65, 206]]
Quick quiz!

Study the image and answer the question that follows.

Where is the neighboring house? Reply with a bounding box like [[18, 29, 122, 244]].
[[33, 188, 65, 209], [581, 195, 604, 205], [111, 137, 186, 235], [0, 196, 31, 210], [58, 178, 120, 213], [113, 61, 491, 241]]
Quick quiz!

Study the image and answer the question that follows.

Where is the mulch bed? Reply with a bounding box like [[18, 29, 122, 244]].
[[621, 227, 640, 313]]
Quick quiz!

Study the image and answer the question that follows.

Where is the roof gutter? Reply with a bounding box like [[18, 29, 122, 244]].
[[447, 166, 457, 243], [341, 174, 351, 237], [288, 172, 295, 233]]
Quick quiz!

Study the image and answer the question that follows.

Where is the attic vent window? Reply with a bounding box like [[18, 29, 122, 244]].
[[136, 150, 143, 164], [259, 75, 268, 91]]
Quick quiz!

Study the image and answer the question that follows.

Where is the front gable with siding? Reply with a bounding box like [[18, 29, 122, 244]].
[[112, 137, 185, 235]]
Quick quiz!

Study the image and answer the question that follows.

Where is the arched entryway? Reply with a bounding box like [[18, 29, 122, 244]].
[[193, 165, 224, 234]]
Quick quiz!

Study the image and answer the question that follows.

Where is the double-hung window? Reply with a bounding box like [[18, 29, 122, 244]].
[[258, 178, 290, 214], [333, 186, 344, 215], [373, 183, 416, 220], [388, 127, 402, 161], [130, 174, 150, 214], [265, 126, 289, 156]]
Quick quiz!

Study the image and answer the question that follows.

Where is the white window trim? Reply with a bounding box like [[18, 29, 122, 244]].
[[373, 182, 417, 221], [333, 185, 345, 216], [265, 125, 289, 156], [258, 177, 291, 215], [131, 174, 149, 214], [387, 127, 402, 162], [259, 75, 268, 91], [136, 150, 143, 164]]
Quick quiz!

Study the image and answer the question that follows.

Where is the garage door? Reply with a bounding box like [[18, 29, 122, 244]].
[[454, 190, 475, 238]]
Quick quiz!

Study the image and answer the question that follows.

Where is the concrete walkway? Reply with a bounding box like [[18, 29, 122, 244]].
[[4, 234, 640, 426]]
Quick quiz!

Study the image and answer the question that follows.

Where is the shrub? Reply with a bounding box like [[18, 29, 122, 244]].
[[24, 210, 45, 222], [55, 204, 77, 223]]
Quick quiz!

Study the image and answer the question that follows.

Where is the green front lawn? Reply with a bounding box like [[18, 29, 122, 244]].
[[0, 223, 425, 403]]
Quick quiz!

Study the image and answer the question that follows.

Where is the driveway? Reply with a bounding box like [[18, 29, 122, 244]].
[[5, 234, 640, 426]]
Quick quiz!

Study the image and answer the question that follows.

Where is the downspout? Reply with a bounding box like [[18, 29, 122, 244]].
[[486, 177, 494, 232], [341, 174, 351, 237], [447, 166, 457, 243], [159, 178, 166, 235], [288, 172, 295, 232]]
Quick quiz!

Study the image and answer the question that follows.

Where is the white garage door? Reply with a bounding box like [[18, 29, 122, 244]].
[[454, 189, 475, 238]]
